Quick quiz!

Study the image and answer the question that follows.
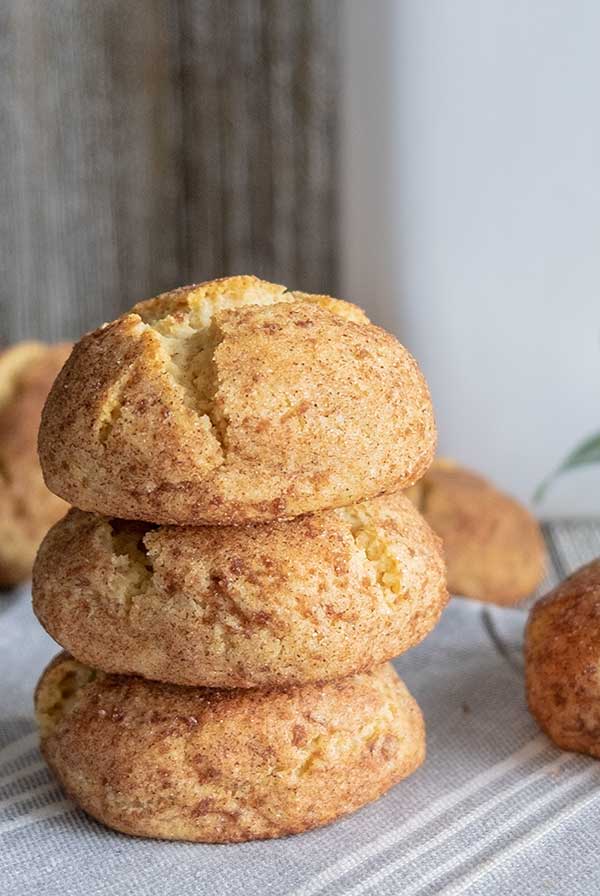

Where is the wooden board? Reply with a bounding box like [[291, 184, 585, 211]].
[[0, 0, 340, 343]]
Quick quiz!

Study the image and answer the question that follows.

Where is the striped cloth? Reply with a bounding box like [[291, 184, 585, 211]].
[[1, 519, 599, 896]]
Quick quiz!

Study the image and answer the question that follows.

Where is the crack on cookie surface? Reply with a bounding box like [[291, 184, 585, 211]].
[[134, 278, 367, 458], [147, 319, 228, 455], [135, 279, 304, 455], [98, 377, 127, 444], [109, 520, 155, 612], [336, 504, 406, 606]]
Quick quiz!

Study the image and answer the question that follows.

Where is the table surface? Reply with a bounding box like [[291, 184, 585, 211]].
[[1, 518, 599, 896]]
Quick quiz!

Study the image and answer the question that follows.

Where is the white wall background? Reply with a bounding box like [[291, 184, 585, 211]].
[[340, 0, 600, 515]]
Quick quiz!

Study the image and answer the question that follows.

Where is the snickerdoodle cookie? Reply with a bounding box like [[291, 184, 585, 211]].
[[39, 276, 435, 525], [33, 492, 447, 688], [0, 341, 71, 587], [526, 559, 600, 758], [406, 459, 545, 605], [36, 655, 425, 842]]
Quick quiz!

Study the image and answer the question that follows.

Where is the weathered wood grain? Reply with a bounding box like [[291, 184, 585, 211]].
[[0, 0, 340, 344]]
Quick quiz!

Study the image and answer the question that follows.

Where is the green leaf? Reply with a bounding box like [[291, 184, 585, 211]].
[[534, 431, 600, 501]]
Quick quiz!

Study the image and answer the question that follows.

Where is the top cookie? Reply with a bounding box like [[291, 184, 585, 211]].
[[39, 276, 435, 525]]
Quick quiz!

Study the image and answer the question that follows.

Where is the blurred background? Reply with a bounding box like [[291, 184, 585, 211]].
[[1, 0, 599, 514]]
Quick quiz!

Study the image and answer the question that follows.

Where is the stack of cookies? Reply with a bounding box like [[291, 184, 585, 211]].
[[32, 276, 447, 842]]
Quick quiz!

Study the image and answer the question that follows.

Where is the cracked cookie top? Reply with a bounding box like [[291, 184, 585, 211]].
[[32, 491, 447, 688], [39, 275, 436, 525]]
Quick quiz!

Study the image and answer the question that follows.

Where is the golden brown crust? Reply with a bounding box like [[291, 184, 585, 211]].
[[525, 559, 600, 758], [36, 654, 425, 842], [33, 492, 447, 687], [39, 276, 436, 525], [406, 459, 545, 605], [0, 342, 71, 587]]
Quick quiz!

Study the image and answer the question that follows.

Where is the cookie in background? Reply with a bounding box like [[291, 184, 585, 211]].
[[525, 559, 600, 757], [0, 341, 71, 588], [406, 458, 546, 606]]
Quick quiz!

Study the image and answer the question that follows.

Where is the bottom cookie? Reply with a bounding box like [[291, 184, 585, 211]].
[[35, 655, 425, 842]]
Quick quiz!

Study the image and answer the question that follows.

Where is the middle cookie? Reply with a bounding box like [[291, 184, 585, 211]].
[[33, 492, 447, 688]]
